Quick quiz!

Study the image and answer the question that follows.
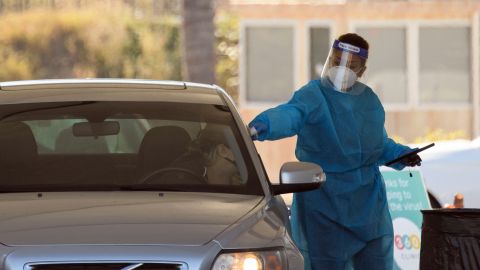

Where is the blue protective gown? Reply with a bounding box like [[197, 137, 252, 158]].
[[250, 79, 410, 269]]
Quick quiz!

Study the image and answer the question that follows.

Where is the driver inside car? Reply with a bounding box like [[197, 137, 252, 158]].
[[158, 125, 242, 186]]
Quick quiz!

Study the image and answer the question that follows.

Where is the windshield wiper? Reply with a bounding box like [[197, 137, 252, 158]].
[[0, 190, 25, 193], [0, 184, 191, 193], [116, 185, 189, 192]]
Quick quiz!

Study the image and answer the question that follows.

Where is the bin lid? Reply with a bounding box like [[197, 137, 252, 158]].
[[422, 209, 480, 235]]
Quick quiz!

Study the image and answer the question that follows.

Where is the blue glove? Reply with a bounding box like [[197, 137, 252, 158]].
[[248, 121, 268, 141]]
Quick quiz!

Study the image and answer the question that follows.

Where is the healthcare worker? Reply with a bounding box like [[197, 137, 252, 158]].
[[249, 33, 421, 270]]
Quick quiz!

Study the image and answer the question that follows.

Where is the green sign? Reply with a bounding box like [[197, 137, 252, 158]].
[[381, 169, 431, 270]]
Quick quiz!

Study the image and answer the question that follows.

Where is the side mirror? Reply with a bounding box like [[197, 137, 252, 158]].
[[271, 161, 326, 195]]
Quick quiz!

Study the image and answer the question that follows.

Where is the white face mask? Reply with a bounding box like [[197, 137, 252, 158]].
[[327, 66, 358, 92]]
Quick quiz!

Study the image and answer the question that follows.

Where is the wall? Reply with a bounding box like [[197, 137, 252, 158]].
[[228, 0, 480, 180]]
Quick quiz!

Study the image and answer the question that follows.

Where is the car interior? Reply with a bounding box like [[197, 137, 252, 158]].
[[0, 101, 261, 195]]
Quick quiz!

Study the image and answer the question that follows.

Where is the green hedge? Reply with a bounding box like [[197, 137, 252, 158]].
[[0, 7, 181, 80], [0, 6, 239, 100]]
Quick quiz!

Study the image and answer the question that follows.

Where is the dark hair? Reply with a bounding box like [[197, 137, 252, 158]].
[[338, 33, 369, 65], [191, 125, 230, 164], [338, 33, 369, 50], [193, 124, 228, 152]]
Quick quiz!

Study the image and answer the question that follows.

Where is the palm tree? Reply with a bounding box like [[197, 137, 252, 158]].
[[181, 0, 216, 84]]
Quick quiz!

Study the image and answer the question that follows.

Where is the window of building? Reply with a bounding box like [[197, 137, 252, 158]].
[[419, 26, 471, 104], [243, 24, 295, 103], [352, 22, 472, 108], [308, 26, 331, 79], [357, 27, 408, 104]]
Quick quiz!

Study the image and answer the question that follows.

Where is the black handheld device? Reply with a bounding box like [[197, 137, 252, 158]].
[[385, 143, 435, 166]]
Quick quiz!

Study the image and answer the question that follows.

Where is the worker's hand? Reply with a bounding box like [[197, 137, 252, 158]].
[[401, 153, 422, 167], [248, 121, 268, 141]]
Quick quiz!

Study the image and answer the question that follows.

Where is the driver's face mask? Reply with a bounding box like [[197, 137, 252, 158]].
[[320, 40, 368, 94]]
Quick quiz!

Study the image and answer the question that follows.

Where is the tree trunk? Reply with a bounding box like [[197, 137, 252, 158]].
[[181, 0, 216, 84]]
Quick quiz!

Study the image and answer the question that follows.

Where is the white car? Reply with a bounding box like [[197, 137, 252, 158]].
[[414, 139, 480, 208], [0, 79, 325, 270]]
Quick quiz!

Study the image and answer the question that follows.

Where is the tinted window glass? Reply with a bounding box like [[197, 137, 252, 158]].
[[0, 102, 262, 195]]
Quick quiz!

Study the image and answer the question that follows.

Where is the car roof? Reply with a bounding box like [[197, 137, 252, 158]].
[[0, 79, 225, 105]]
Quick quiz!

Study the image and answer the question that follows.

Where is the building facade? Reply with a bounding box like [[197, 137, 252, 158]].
[[227, 0, 480, 180]]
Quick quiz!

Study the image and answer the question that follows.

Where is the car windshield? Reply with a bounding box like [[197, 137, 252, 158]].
[[0, 101, 263, 195]]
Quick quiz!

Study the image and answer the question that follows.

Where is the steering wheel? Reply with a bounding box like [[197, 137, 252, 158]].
[[140, 167, 208, 185]]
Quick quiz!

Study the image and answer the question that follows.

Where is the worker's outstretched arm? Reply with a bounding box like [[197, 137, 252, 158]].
[[249, 84, 320, 141]]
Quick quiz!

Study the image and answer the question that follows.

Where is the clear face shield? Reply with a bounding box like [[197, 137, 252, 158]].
[[320, 40, 368, 94]]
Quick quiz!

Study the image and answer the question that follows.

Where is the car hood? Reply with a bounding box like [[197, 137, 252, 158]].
[[0, 192, 263, 246]]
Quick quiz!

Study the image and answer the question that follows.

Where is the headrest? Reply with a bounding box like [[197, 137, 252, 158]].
[[138, 126, 191, 169], [0, 122, 38, 164]]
